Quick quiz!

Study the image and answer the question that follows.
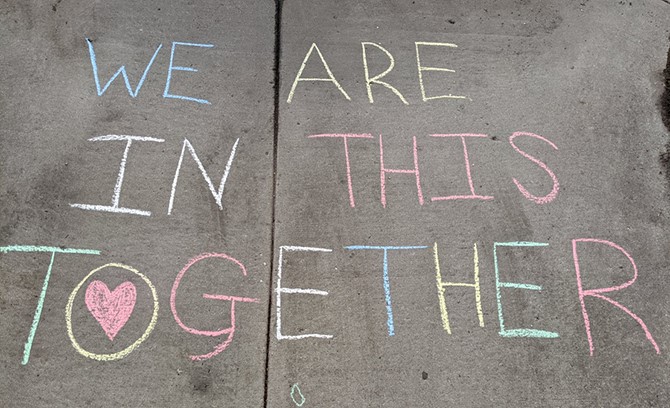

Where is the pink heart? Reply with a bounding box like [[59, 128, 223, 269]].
[[85, 280, 137, 341]]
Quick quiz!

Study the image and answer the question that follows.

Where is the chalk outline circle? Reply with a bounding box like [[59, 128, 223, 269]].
[[65, 263, 159, 361]]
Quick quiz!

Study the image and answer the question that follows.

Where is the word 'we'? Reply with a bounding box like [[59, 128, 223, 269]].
[[87, 39, 213, 104]]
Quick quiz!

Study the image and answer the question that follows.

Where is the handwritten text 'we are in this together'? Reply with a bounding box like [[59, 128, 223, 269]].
[[3, 38, 659, 367]]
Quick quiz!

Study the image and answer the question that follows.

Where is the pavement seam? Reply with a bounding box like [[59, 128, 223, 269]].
[[263, 0, 283, 407]]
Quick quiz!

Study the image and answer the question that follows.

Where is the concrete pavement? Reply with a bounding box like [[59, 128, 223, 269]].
[[1, 0, 670, 406]]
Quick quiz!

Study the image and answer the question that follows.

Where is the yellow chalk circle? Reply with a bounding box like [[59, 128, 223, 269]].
[[65, 263, 159, 361]]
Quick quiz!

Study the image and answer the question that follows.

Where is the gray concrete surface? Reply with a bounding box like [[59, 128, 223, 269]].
[[0, 1, 274, 407], [2, 0, 670, 407]]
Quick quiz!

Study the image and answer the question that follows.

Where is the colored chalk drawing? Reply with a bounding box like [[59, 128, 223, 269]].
[[291, 383, 306, 407], [572, 239, 660, 355], [163, 42, 214, 105], [2, 237, 662, 364], [87, 38, 214, 103], [66, 263, 159, 361], [86, 38, 162, 98], [493, 242, 559, 339], [0, 245, 101, 365], [430, 134, 494, 201], [70, 135, 165, 216], [85, 280, 137, 341], [345, 245, 428, 336], [287, 43, 351, 103], [303, 131, 561, 208], [276, 246, 333, 340], [433, 242, 484, 334], [171, 253, 259, 361], [2, 33, 660, 378], [508, 132, 559, 204], [307, 133, 373, 207], [379, 134, 424, 208], [415, 42, 468, 101], [361, 42, 408, 104], [167, 138, 240, 215]]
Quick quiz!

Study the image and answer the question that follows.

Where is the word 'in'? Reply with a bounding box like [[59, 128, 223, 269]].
[[70, 135, 240, 217]]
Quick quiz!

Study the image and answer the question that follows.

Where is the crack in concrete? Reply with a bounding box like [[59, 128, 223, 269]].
[[263, 1, 283, 407], [658, 43, 670, 184], [661, 45, 670, 132]]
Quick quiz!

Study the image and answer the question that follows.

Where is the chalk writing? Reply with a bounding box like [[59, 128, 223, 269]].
[[430, 134, 493, 201], [308, 131, 558, 208], [85, 280, 137, 341], [163, 42, 214, 105], [572, 239, 660, 354], [509, 131, 559, 204], [70, 135, 165, 216], [345, 245, 429, 336], [86, 38, 162, 98], [285, 41, 471, 104], [287, 43, 351, 103], [170, 253, 259, 361], [0, 245, 100, 365], [361, 42, 408, 104], [307, 133, 373, 207], [167, 138, 240, 215], [276, 246, 333, 340], [433, 242, 484, 334], [1, 236, 660, 361], [415, 42, 467, 101], [493, 242, 559, 339], [87, 38, 213, 103], [3, 30, 660, 383], [66, 263, 159, 361], [379, 134, 424, 208], [291, 383, 306, 407]]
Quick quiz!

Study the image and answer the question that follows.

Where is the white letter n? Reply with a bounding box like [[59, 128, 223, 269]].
[[167, 138, 240, 215]]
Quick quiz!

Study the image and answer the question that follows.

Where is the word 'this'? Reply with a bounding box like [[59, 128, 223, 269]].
[[308, 132, 559, 208]]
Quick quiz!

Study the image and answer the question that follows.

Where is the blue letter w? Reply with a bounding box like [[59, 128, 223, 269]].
[[86, 38, 162, 97]]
